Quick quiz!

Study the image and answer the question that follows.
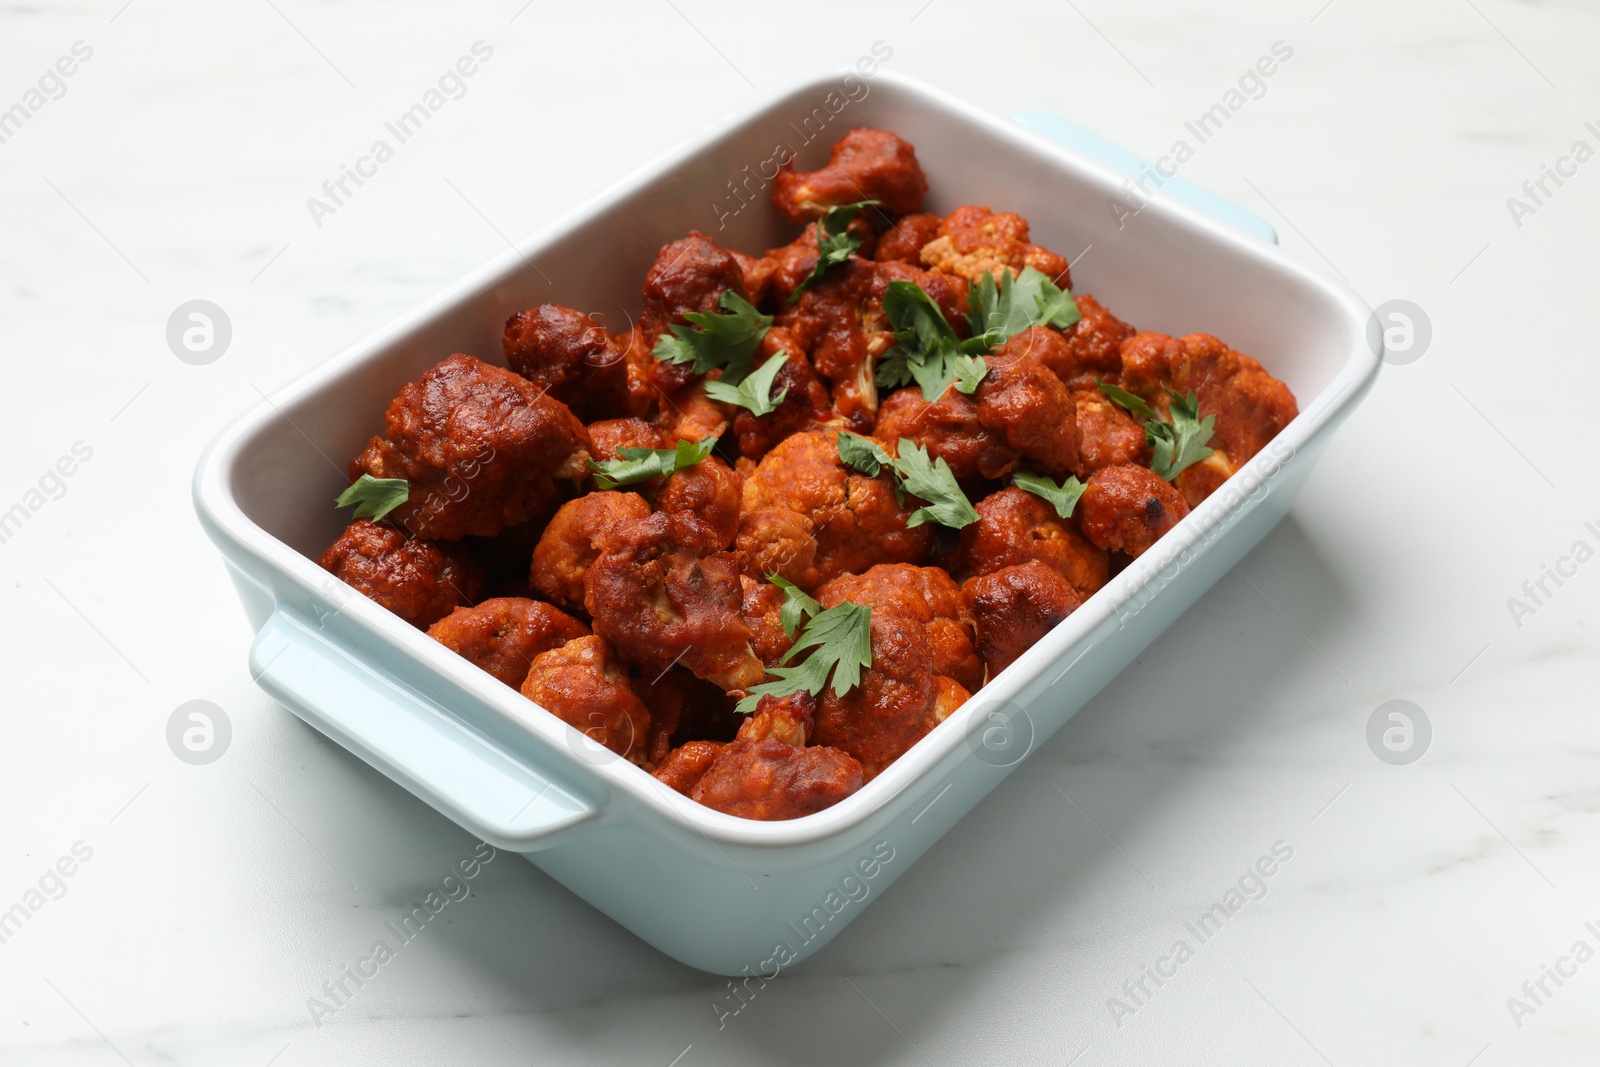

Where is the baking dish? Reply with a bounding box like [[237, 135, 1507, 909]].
[[193, 70, 1379, 976]]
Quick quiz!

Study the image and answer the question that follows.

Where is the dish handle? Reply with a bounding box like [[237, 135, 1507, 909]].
[[249, 610, 599, 852], [1012, 111, 1279, 244]]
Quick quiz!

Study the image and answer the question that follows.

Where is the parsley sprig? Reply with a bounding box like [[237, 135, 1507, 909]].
[[835, 430, 893, 479], [967, 266, 1081, 347], [767, 573, 821, 638], [1097, 380, 1217, 482], [735, 600, 873, 714], [703, 351, 789, 416], [836, 433, 978, 530], [336, 475, 409, 522], [1147, 389, 1216, 481], [1012, 471, 1087, 519], [790, 200, 878, 302], [875, 268, 1083, 403], [875, 281, 991, 401], [1095, 378, 1156, 420], [588, 437, 716, 489], [651, 290, 772, 383]]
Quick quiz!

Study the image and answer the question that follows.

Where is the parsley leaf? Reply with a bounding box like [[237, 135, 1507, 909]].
[[1096, 377, 1158, 421], [702, 350, 790, 416], [790, 200, 878, 302], [767, 573, 820, 639], [968, 266, 1081, 347], [651, 290, 773, 383], [335, 475, 409, 521], [588, 436, 716, 489], [1012, 470, 1087, 520], [892, 441, 979, 529], [735, 601, 873, 714], [835, 434, 975, 527], [835, 431, 894, 478], [1095, 380, 1217, 482], [1146, 389, 1216, 481], [875, 281, 991, 402]]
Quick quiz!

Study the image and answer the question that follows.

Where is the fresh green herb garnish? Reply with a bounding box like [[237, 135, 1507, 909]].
[[1096, 380, 1217, 481], [1012, 470, 1087, 520], [790, 200, 878, 302], [1096, 377, 1158, 421], [835, 430, 894, 478], [835, 433, 977, 529], [335, 475, 409, 521], [968, 266, 1081, 346], [892, 441, 979, 529], [588, 436, 716, 489], [767, 573, 821, 639], [1147, 388, 1216, 482], [702, 351, 790, 416], [875, 281, 991, 401], [874, 270, 1082, 403], [651, 290, 773, 383], [735, 601, 873, 714]]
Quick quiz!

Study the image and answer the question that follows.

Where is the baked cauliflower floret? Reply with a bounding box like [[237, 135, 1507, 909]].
[[653, 740, 725, 795], [976, 340, 1081, 478], [520, 635, 652, 764], [427, 596, 589, 688], [319, 519, 486, 628], [1075, 463, 1190, 557], [874, 339, 1080, 482], [1051, 294, 1136, 388], [502, 304, 640, 420], [530, 491, 652, 613], [585, 417, 664, 464], [736, 430, 933, 590], [727, 246, 775, 307], [609, 324, 660, 417], [654, 454, 742, 549], [740, 574, 795, 667], [736, 505, 821, 595], [815, 564, 983, 693], [764, 219, 878, 305], [349, 354, 592, 541], [812, 609, 969, 779], [729, 328, 837, 460], [656, 692, 866, 820], [583, 511, 765, 692], [961, 560, 1085, 678], [873, 386, 1012, 481], [639, 231, 755, 392], [1120, 331, 1299, 505], [872, 212, 943, 265], [955, 487, 1109, 597], [655, 379, 732, 445], [772, 128, 928, 222], [919, 205, 1070, 287], [1071, 386, 1151, 476], [778, 258, 968, 426]]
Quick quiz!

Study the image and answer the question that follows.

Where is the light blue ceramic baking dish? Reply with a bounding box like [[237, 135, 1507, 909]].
[[193, 71, 1379, 976]]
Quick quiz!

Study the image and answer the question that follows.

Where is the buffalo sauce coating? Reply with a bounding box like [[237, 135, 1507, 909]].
[[660, 693, 865, 821], [349, 354, 591, 541], [428, 597, 589, 688], [737, 429, 933, 590], [318, 519, 485, 628], [316, 125, 1299, 819], [962, 561, 1086, 678]]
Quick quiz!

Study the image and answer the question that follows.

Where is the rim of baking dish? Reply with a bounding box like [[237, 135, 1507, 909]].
[[195, 68, 1380, 849]]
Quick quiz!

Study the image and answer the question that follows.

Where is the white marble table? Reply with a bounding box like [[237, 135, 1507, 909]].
[[2, 1, 1597, 1063]]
